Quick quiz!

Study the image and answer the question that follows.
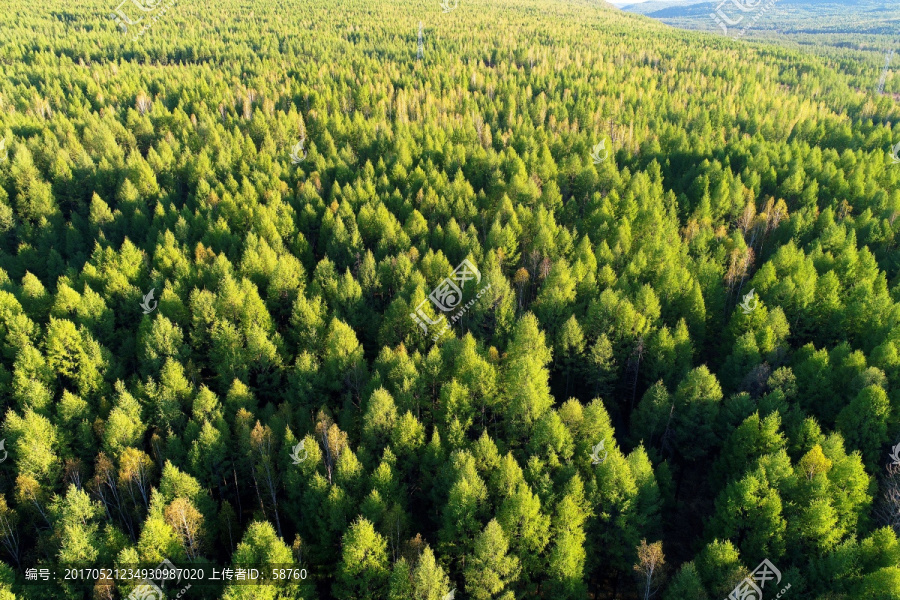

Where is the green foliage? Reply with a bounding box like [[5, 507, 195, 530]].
[[334, 518, 389, 600], [0, 0, 896, 597], [465, 520, 520, 600]]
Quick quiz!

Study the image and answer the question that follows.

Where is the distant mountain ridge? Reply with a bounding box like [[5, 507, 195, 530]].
[[618, 0, 900, 35], [621, 0, 873, 13], [616, 0, 703, 15]]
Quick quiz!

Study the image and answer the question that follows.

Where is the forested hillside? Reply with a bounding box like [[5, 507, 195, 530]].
[[619, 0, 900, 93], [1, 0, 900, 598]]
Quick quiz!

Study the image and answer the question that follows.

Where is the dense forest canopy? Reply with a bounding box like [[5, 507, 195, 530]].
[[1, 0, 900, 598]]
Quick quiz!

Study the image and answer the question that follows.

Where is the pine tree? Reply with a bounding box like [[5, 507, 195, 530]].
[[465, 519, 520, 600], [334, 518, 390, 600]]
